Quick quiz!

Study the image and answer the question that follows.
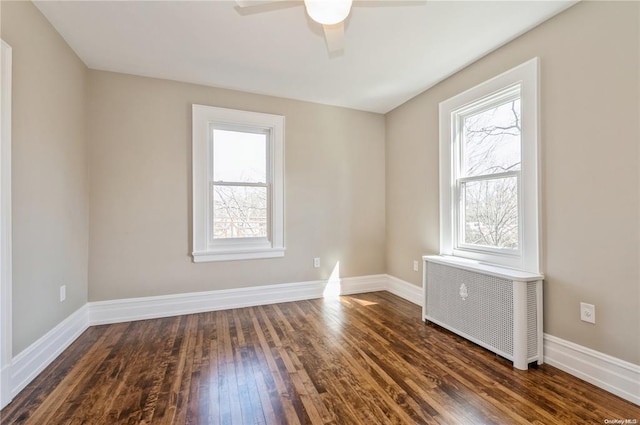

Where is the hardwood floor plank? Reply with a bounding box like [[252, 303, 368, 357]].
[[231, 309, 265, 425], [299, 329, 386, 424], [301, 301, 427, 424], [249, 308, 302, 425], [262, 305, 334, 424], [2, 291, 639, 425], [152, 316, 193, 425], [0, 326, 107, 424], [21, 323, 130, 424], [296, 300, 398, 424], [185, 322, 205, 425], [198, 312, 220, 425]]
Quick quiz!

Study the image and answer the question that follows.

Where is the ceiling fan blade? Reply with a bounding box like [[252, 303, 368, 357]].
[[234, 0, 277, 7], [234, 0, 300, 15], [323, 23, 345, 54], [353, 0, 426, 7]]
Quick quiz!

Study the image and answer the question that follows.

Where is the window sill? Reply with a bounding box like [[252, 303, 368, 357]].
[[193, 247, 285, 263], [423, 255, 543, 282]]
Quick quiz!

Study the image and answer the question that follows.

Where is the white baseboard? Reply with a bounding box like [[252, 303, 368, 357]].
[[90, 280, 326, 325], [385, 274, 422, 305], [10, 305, 89, 398], [89, 274, 389, 326], [340, 274, 388, 295], [0, 364, 9, 409], [544, 334, 640, 406]]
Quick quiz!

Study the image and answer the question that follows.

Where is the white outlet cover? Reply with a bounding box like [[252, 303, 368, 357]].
[[413, 260, 419, 272], [313, 257, 320, 268], [59, 285, 66, 302], [580, 302, 595, 324]]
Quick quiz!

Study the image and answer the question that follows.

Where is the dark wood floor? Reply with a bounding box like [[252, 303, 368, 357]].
[[1, 292, 639, 424]]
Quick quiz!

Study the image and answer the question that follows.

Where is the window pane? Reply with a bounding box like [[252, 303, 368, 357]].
[[462, 177, 518, 249], [213, 129, 266, 183], [213, 185, 267, 239], [463, 99, 521, 177]]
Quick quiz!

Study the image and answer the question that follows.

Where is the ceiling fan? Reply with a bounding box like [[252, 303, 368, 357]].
[[233, 0, 375, 55]]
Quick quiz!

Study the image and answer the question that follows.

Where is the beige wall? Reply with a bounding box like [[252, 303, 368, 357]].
[[386, 1, 640, 365], [87, 71, 386, 301], [1, 1, 89, 354]]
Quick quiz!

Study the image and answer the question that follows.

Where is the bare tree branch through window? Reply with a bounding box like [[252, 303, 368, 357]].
[[461, 99, 521, 249]]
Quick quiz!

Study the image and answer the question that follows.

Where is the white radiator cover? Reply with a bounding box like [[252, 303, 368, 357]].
[[423, 256, 544, 370]]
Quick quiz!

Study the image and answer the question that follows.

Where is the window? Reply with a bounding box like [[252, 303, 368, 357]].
[[439, 58, 540, 273], [192, 105, 284, 262], [212, 128, 268, 240]]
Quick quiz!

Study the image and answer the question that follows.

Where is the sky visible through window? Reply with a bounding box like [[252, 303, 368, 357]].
[[213, 129, 266, 183]]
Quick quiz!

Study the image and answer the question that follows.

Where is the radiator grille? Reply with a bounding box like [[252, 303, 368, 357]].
[[426, 262, 514, 356], [527, 283, 537, 359]]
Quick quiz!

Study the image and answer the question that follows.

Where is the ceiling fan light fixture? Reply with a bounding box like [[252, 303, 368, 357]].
[[303, 0, 353, 25]]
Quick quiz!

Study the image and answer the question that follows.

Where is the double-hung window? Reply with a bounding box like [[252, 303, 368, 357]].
[[192, 105, 284, 262], [439, 58, 540, 273]]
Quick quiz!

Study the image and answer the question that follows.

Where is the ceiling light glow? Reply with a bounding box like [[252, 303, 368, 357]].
[[303, 0, 353, 25]]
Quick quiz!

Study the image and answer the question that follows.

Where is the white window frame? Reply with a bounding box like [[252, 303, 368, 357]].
[[0, 40, 13, 410], [192, 104, 285, 262], [439, 58, 540, 273]]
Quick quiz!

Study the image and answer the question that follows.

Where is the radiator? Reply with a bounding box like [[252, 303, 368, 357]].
[[422, 256, 543, 370]]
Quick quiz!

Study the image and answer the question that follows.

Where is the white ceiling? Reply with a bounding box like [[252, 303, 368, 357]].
[[34, 0, 576, 113]]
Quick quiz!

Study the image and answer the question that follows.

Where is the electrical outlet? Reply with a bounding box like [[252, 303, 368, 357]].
[[313, 257, 320, 268], [580, 302, 595, 324], [413, 260, 419, 272], [59, 285, 66, 302]]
